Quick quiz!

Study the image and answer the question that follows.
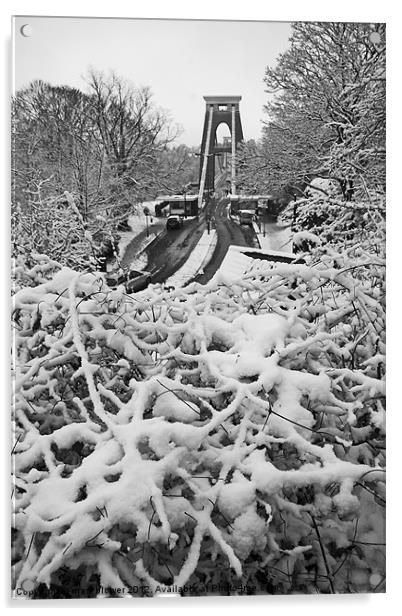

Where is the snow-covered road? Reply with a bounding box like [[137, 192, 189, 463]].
[[164, 230, 217, 288]]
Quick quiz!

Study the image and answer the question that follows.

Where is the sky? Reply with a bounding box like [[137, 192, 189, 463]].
[[13, 16, 292, 146]]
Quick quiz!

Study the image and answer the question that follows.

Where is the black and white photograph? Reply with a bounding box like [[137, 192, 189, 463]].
[[11, 14, 386, 600]]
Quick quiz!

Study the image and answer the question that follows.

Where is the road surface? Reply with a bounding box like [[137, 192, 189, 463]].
[[121, 197, 259, 287], [145, 215, 207, 284], [191, 197, 259, 285]]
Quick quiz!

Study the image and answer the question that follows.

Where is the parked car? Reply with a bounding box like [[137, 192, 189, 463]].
[[106, 268, 152, 293], [238, 210, 255, 226], [166, 215, 184, 230]]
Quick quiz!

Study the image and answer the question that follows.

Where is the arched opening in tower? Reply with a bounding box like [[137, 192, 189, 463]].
[[215, 122, 232, 187]]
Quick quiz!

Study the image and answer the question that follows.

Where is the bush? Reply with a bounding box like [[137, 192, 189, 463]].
[[12, 210, 385, 596]]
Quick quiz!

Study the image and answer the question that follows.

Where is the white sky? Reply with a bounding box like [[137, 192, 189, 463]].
[[13, 16, 291, 146]]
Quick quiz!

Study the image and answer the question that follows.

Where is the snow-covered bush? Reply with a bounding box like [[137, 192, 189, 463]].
[[12, 191, 102, 273], [304, 178, 340, 199], [12, 216, 385, 597], [11, 187, 129, 281], [282, 192, 385, 252]]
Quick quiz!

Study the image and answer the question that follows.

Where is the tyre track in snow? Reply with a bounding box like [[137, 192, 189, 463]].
[[146, 214, 207, 284], [192, 198, 258, 285]]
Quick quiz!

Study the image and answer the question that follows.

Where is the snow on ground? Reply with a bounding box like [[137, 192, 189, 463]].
[[211, 245, 296, 285], [125, 250, 148, 272], [118, 214, 147, 258], [118, 229, 157, 270], [118, 203, 164, 259], [252, 221, 293, 252], [164, 230, 217, 288]]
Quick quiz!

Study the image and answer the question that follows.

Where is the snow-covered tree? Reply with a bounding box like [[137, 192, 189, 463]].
[[237, 22, 385, 200], [12, 72, 188, 269], [86, 70, 180, 207]]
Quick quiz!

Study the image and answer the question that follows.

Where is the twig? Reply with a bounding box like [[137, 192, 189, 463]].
[[156, 379, 201, 416], [310, 514, 335, 593]]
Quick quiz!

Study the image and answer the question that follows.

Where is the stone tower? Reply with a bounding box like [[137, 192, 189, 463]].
[[198, 96, 244, 200]]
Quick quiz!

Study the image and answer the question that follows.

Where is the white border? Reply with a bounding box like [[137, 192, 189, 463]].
[[2, 2, 399, 615]]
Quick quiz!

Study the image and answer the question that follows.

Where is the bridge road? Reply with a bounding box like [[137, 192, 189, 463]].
[[191, 197, 259, 285], [125, 197, 258, 287], [145, 212, 207, 284]]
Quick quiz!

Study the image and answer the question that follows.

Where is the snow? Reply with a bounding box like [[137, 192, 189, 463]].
[[152, 379, 201, 423], [138, 201, 159, 217], [11, 19, 386, 596], [217, 472, 255, 518], [226, 504, 267, 560], [305, 177, 339, 197], [164, 230, 217, 288], [252, 221, 293, 252], [293, 230, 321, 246], [210, 244, 296, 284], [118, 207, 163, 260], [125, 250, 148, 272], [12, 217, 385, 596]]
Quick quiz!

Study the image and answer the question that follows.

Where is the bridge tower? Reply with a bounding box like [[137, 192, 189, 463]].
[[198, 96, 244, 206]]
